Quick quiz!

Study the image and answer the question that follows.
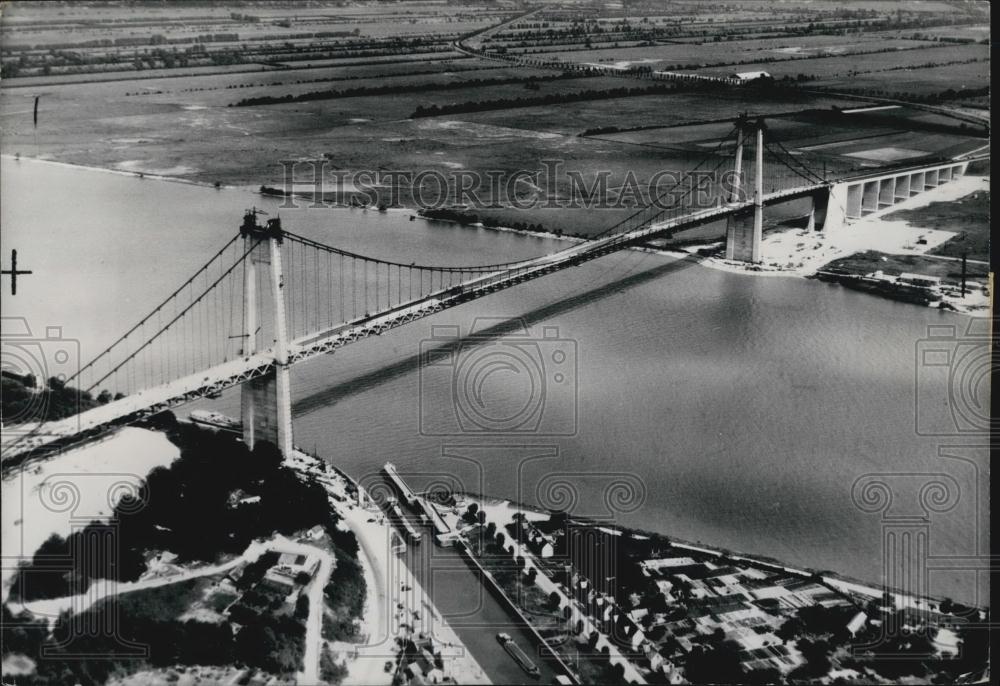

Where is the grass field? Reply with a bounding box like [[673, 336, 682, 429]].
[[531, 33, 939, 68], [823, 250, 989, 285], [695, 43, 988, 80], [814, 60, 991, 96], [884, 189, 990, 261], [113, 578, 209, 621], [0, 1, 989, 241]]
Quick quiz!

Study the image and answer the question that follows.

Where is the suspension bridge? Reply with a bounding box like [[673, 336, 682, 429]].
[[1, 117, 975, 464]]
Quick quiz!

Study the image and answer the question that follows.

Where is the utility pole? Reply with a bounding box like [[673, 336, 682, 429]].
[[961, 253, 967, 296]]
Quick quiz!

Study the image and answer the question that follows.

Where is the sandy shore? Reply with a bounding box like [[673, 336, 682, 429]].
[[1, 427, 179, 604], [668, 175, 991, 315], [1, 153, 225, 190], [711, 175, 987, 274]]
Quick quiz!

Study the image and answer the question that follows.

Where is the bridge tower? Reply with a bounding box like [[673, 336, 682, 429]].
[[724, 117, 765, 263], [239, 210, 293, 456]]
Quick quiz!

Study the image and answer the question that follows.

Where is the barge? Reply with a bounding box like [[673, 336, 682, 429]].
[[497, 632, 540, 679]]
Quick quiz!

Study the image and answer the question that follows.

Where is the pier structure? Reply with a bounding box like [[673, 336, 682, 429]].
[[823, 161, 970, 231], [384, 462, 419, 507]]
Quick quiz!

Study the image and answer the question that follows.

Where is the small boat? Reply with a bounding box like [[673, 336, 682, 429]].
[[189, 410, 240, 433], [497, 633, 540, 678]]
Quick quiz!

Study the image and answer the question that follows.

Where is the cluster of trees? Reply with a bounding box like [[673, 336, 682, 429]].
[[140, 61, 493, 98], [5, 37, 457, 80], [410, 83, 688, 118], [814, 83, 990, 105], [0, 371, 114, 426], [321, 542, 367, 642], [2, 596, 307, 684], [232, 72, 576, 107], [234, 613, 306, 675], [419, 208, 554, 235], [1, 424, 377, 683], [320, 645, 349, 684], [483, 13, 977, 53], [2, 604, 236, 685], [10, 424, 335, 601], [907, 32, 989, 45], [666, 40, 974, 77], [580, 125, 622, 136]]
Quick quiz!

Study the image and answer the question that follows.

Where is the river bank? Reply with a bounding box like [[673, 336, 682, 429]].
[[652, 175, 992, 317], [283, 448, 491, 686], [4, 154, 987, 611], [447, 492, 978, 614], [443, 494, 988, 684], [1, 427, 179, 604], [6, 154, 987, 320]]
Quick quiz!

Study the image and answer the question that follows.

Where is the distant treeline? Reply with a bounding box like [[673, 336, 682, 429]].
[[410, 82, 714, 118], [625, 41, 983, 75], [481, 41, 982, 85], [1, 370, 110, 425], [136, 62, 495, 97], [482, 16, 987, 51], [231, 72, 585, 107], [758, 56, 990, 85], [3, 41, 458, 80], [815, 84, 990, 105], [421, 208, 558, 235]]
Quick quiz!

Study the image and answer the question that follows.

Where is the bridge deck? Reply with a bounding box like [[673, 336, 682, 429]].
[[6, 161, 978, 464]]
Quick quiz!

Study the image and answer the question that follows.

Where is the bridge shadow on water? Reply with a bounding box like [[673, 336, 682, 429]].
[[291, 253, 701, 417]]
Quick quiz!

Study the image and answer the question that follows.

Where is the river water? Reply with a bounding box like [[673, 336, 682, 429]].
[[1, 158, 989, 677]]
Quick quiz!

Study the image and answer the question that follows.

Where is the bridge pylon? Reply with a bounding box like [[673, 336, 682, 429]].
[[239, 210, 293, 456], [725, 116, 765, 263]]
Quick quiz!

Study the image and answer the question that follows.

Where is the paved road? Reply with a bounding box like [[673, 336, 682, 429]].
[[916, 253, 990, 266], [19, 542, 265, 621], [292, 541, 336, 685]]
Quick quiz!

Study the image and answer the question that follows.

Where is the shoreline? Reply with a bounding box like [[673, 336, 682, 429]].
[[456, 492, 986, 612], [414, 212, 587, 244], [283, 449, 491, 686], [6, 156, 986, 318]]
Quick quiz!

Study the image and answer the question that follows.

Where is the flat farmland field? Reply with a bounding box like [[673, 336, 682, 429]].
[[814, 61, 991, 95], [465, 91, 860, 137], [159, 64, 551, 109], [1, 1, 989, 243], [695, 43, 989, 79], [1, 59, 480, 118], [522, 34, 937, 68], [3, 62, 288, 88], [271, 53, 472, 68], [1, 58, 542, 115], [914, 24, 990, 41]]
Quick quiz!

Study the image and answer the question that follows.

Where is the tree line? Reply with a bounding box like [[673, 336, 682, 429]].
[[410, 82, 721, 118], [232, 72, 583, 107]]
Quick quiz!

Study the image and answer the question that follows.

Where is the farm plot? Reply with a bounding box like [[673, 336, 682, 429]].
[[813, 60, 991, 96], [694, 43, 989, 79], [527, 33, 937, 69], [473, 90, 858, 138]]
